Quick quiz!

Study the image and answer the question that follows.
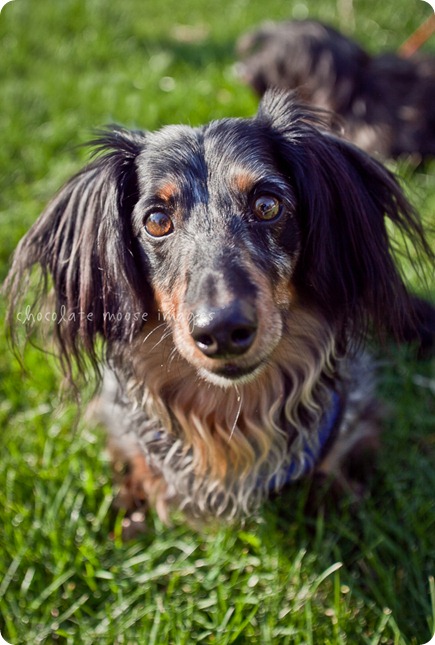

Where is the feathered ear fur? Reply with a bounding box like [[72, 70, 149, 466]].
[[257, 90, 434, 342], [4, 127, 149, 376]]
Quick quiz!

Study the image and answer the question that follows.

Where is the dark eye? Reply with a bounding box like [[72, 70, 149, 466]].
[[253, 195, 282, 221], [144, 212, 174, 237]]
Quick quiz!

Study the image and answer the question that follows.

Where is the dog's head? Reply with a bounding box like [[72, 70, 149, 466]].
[[5, 91, 431, 386]]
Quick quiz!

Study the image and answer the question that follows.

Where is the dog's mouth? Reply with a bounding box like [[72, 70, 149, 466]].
[[216, 362, 261, 378], [199, 361, 264, 387]]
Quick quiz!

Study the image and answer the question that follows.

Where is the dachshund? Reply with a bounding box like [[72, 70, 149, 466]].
[[4, 90, 434, 533], [236, 20, 435, 159]]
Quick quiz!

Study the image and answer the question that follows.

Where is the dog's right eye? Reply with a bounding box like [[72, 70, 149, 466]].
[[144, 212, 174, 237], [252, 195, 282, 222]]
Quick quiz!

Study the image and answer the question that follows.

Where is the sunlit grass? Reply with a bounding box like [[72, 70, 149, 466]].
[[0, 0, 434, 643]]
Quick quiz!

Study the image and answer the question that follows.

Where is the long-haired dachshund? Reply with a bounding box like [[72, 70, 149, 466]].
[[236, 20, 435, 159], [4, 91, 434, 533]]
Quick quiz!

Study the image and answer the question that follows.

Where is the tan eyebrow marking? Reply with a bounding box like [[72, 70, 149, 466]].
[[156, 181, 179, 202], [231, 172, 259, 194]]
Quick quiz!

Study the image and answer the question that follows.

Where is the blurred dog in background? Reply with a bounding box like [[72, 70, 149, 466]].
[[237, 20, 435, 159]]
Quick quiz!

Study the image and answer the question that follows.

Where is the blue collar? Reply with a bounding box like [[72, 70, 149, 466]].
[[268, 390, 342, 489]]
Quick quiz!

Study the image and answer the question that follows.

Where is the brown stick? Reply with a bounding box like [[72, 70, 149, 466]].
[[399, 13, 435, 58]]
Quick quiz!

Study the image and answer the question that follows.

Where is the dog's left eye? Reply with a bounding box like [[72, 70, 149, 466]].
[[253, 195, 282, 221], [144, 212, 174, 237]]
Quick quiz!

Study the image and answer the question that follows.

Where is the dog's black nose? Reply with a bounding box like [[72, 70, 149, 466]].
[[191, 302, 258, 358]]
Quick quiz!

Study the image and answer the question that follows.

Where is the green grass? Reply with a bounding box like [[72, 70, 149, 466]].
[[1, 0, 435, 643]]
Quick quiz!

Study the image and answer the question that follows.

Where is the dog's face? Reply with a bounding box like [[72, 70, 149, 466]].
[[5, 90, 429, 385], [130, 121, 300, 386]]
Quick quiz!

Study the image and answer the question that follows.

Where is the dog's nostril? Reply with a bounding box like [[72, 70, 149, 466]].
[[195, 334, 218, 353], [196, 334, 213, 347], [231, 327, 255, 347]]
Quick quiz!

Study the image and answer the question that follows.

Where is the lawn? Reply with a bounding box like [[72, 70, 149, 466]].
[[0, 0, 434, 643]]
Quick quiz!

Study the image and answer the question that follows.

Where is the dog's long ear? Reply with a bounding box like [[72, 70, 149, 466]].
[[258, 91, 434, 342], [4, 127, 148, 376]]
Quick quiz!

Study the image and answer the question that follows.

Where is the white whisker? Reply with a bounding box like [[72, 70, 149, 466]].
[[141, 322, 167, 345], [228, 386, 243, 443], [150, 327, 172, 351]]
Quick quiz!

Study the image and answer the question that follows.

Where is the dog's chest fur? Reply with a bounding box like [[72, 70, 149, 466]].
[[95, 341, 378, 522]]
